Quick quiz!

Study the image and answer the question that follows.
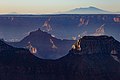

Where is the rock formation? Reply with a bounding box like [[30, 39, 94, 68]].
[[0, 36, 120, 80]]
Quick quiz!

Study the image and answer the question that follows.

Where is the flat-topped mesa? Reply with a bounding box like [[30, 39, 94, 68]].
[[71, 35, 120, 55]]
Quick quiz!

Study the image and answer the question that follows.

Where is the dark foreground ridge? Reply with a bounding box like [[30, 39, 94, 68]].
[[0, 36, 120, 80]]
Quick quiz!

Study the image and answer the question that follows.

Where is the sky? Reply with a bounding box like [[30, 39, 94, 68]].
[[0, 0, 120, 14]]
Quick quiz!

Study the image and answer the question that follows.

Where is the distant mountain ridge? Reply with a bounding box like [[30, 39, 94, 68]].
[[61, 6, 114, 14], [0, 14, 120, 42]]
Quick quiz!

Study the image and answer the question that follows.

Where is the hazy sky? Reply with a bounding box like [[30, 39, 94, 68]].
[[0, 0, 119, 14]]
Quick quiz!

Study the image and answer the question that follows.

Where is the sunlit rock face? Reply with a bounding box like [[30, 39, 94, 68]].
[[79, 17, 89, 26], [26, 42, 37, 54], [42, 17, 52, 31], [93, 24, 105, 36], [113, 17, 120, 23], [50, 39, 57, 49]]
